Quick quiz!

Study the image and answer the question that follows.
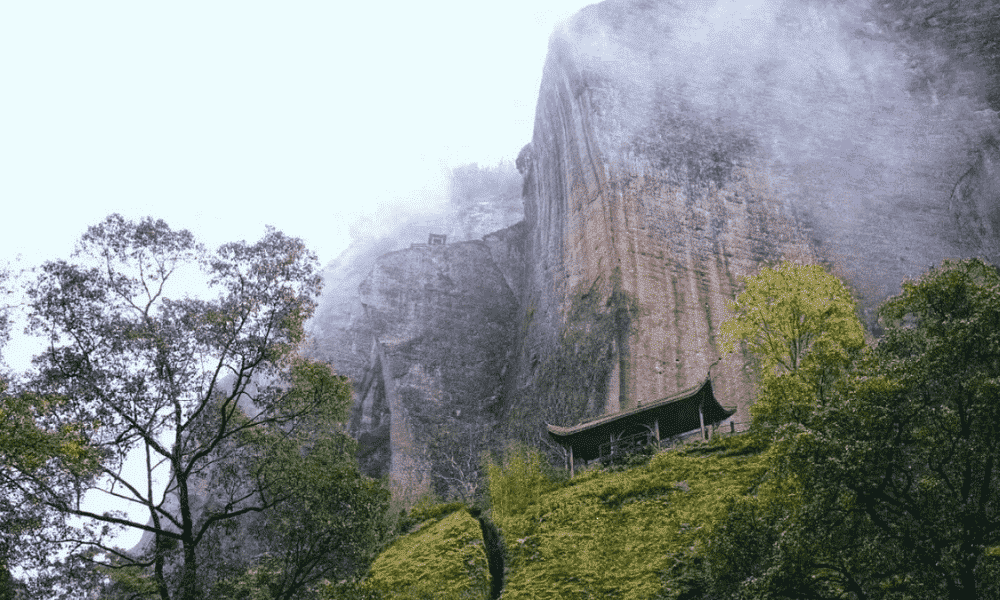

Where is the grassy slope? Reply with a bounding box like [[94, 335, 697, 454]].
[[363, 437, 765, 600], [365, 509, 492, 599]]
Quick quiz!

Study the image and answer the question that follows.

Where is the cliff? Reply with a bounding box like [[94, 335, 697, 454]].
[[318, 0, 1000, 496], [348, 239, 520, 499]]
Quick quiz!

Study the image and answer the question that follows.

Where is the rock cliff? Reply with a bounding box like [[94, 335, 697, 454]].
[[347, 240, 519, 499], [316, 0, 1000, 496]]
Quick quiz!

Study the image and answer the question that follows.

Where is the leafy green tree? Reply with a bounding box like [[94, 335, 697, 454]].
[[799, 258, 1000, 598], [7, 214, 353, 600], [208, 375, 393, 600], [721, 262, 865, 431], [0, 381, 103, 600], [0, 265, 104, 599], [484, 441, 555, 527], [700, 259, 1000, 599]]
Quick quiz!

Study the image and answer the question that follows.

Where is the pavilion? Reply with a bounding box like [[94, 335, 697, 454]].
[[546, 378, 735, 477]]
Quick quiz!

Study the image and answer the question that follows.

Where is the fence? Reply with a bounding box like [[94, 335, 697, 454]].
[[711, 420, 752, 439], [598, 421, 754, 463]]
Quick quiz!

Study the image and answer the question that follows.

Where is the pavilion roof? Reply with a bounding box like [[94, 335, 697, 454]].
[[545, 378, 735, 461]]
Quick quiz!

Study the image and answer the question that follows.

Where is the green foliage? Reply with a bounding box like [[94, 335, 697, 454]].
[[0, 382, 101, 478], [394, 495, 470, 536], [602, 441, 657, 471], [695, 259, 1000, 599], [811, 258, 1000, 598], [316, 580, 386, 600], [405, 499, 469, 529], [0, 378, 102, 597], [12, 214, 348, 600], [365, 436, 766, 600], [362, 511, 491, 600], [96, 564, 160, 599], [484, 441, 557, 526], [497, 444, 766, 600], [210, 559, 285, 600], [208, 362, 392, 600], [721, 261, 865, 432]]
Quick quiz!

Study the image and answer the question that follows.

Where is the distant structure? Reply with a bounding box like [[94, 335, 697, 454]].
[[410, 233, 447, 249], [546, 378, 735, 477]]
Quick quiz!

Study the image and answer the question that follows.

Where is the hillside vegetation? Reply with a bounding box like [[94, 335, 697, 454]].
[[323, 259, 1000, 600], [331, 436, 765, 600]]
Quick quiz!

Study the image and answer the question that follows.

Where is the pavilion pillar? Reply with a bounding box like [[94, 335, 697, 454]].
[[699, 398, 706, 440], [653, 419, 660, 447], [568, 444, 574, 478]]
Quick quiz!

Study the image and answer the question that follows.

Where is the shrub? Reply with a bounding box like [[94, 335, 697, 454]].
[[484, 441, 554, 525]]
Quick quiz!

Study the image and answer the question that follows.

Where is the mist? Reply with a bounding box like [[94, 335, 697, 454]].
[[554, 0, 1000, 301]]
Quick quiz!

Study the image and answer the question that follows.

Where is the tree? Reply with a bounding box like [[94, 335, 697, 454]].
[[8, 214, 355, 600], [420, 417, 490, 503], [0, 264, 105, 599], [207, 371, 393, 600], [802, 258, 1000, 598], [699, 259, 1000, 599], [0, 381, 103, 600], [721, 262, 865, 430]]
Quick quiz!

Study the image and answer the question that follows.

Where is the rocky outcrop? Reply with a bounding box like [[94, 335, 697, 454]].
[[322, 0, 1000, 494], [348, 241, 519, 498]]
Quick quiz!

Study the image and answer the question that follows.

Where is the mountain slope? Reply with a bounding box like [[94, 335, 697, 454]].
[[353, 437, 766, 600]]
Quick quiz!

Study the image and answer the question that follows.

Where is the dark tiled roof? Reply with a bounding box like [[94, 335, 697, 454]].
[[546, 378, 735, 462]]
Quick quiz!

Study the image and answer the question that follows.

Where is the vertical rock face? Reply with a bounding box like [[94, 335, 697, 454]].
[[348, 241, 519, 498], [319, 0, 1000, 492], [511, 0, 1000, 429]]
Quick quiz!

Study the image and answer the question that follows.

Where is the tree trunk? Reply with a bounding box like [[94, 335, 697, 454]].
[[178, 541, 201, 600], [176, 470, 202, 600]]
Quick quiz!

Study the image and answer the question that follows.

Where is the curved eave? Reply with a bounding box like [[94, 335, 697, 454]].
[[546, 379, 714, 438], [545, 379, 735, 457]]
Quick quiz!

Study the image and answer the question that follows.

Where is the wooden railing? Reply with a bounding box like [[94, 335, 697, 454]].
[[598, 431, 653, 462], [599, 421, 754, 462]]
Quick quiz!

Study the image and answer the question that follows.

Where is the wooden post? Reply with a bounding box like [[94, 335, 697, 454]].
[[568, 444, 574, 479], [699, 398, 706, 440], [730, 420, 735, 434]]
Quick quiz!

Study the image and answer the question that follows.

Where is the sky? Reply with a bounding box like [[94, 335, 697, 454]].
[[0, 1, 595, 367], [0, 1, 595, 552], [0, 2, 593, 269]]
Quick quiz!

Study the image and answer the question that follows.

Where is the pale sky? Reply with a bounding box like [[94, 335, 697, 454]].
[[0, 1, 595, 551], [0, 1, 593, 270]]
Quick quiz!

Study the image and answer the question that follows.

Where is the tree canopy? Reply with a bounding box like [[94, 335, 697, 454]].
[[691, 258, 1000, 599], [3, 214, 386, 600], [721, 261, 865, 430]]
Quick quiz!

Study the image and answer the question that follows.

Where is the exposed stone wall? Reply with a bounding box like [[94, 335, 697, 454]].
[[352, 241, 519, 497], [508, 0, 1000, 434]]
